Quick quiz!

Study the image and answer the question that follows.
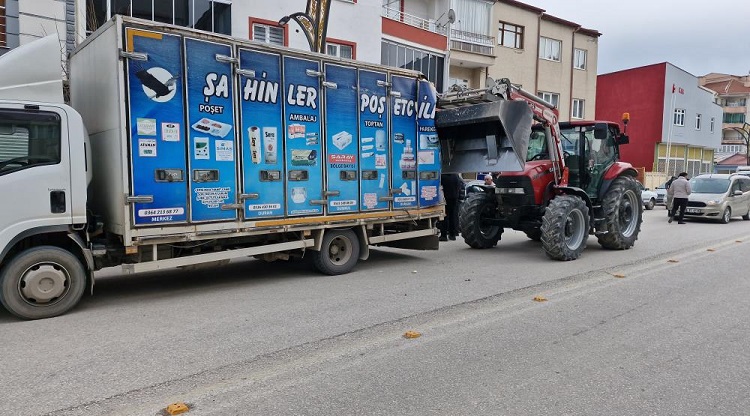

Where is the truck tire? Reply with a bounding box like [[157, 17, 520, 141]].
[[597, 176, 643, 250], [313, 229, 360, 275], [0, 246, 87, 320], [541, 195, 589, 261], [459, 193, 502, 249]]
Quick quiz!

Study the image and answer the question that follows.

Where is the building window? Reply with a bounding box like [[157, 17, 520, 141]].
[[498, 21, 523, 49], [572, 99, 585, 119], [453, 0, 492, 37], [0, 0, 6, 48], [381, 40, 444, 91], [538, 91, 560, 107], [573, 48, 587, 70], [723, 113, 746, 124], [250, 19, 286, 46], [539, 37, 561, 62], [710, 117, 715, 133], [673, 108, 685, 126], [695, 114, 701, 130], [88, 0, 232, 35], [326, 38, 355, 59]]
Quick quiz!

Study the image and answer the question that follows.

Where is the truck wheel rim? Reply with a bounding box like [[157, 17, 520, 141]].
[[328, 236, 352, 266], [619, 191, 639, 237], [18, 262, 70, 305], [564, 209, 585, 249]]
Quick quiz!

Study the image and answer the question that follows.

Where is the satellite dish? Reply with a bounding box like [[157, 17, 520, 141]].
[[447, 9, 456, 24]]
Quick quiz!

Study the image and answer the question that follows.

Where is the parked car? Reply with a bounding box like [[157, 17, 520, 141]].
[[682, 174, 750, 223], [637, 182, 658, 210], [654, 182, 668, 205]]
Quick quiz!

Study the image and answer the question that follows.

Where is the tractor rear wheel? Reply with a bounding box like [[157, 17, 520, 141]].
[[597, 176, 643, 250], [541, 195, 589, 261], [459, 193, 502, 249]]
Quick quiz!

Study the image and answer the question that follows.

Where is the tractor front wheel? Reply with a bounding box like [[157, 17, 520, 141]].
[[459, 193, 503, 249], [541, 195, 589, 261], [597, 176, 643, 250]]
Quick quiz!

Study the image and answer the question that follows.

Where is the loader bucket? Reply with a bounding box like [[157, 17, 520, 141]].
[[436, 99, 533, 173]]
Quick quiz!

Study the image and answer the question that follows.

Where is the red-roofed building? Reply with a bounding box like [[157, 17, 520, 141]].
[[700, 73, 750, 165]]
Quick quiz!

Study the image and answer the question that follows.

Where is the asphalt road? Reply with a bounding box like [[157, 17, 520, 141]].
[[2, 206, 750, 415]]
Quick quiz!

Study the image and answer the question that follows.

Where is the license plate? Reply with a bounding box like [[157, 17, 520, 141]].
[[685, 208, 701, 214]]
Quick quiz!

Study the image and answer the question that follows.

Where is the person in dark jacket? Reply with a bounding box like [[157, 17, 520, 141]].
[[440, 173, 463, 241]]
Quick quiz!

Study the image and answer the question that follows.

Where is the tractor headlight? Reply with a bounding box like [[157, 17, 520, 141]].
[[497, 187, 525, 194]]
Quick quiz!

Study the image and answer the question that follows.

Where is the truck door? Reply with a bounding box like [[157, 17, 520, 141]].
[[282, 56, 323, 216], [323, 64, 359, 213], [358, 70, 390, 211], [416, 79, 440, 207], [184, 38, 238, 222], [124, 29, 188, 225], [390, 75, 418, 209], [0, 107, 72, 249], [237, 48, 285, 219]]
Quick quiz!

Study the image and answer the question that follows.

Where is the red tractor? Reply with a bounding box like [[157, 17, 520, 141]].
[[436, 78, 641, 260]]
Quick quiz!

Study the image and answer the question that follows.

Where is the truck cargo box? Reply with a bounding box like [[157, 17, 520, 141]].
[[70, 16, 442, 247]]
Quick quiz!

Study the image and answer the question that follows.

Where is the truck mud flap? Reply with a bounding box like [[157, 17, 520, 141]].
[[436, 99, 533, 173]]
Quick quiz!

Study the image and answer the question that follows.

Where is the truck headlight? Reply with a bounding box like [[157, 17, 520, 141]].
[[497, 187, 525, 194]]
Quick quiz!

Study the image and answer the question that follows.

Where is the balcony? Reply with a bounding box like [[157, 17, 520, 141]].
[[450, 29, 495, 56], [381, 5, 447, 36]]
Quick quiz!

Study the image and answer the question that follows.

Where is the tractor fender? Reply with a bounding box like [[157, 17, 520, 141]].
[[552, 185, 593, 214], [600, 163, 638, 198]]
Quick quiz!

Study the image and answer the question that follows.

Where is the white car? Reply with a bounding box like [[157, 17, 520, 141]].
[[637, 182, 658, 210]]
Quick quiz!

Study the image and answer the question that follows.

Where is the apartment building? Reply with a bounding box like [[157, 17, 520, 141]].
[[596, 63, 722, 178], [0, 0, 77, 57], [447, 0, 600, 121], [700, 73, 750, 165]]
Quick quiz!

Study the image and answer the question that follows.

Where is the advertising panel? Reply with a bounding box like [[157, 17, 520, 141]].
[[283, 56, 323, 216], [390, 75, 418, 209], [125, 28, 188, 226], [324, 64, 359, 213], [358, 70, 390, 211], [184, 38, 238, 222], [416, 79, 440, 207], [238, 49, 285, 219]]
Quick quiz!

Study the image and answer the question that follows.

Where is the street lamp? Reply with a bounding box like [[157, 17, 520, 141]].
[[279, 12, 318, 53]]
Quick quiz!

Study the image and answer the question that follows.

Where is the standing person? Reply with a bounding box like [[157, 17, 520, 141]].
[[483, 175, 495, 186], [440, 173, 463, 241], [668, 172, 691, 224]]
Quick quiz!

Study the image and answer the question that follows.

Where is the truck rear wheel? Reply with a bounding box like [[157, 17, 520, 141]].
[[597, 176, 642, 250], [541, 195, 589, 261], [0, 246, 87, 320], [313, 229, 360, 275], [459, 193, 502, 249]]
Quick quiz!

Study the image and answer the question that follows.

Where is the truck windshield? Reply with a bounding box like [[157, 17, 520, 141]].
[[690, 178, 730, 194], [0, 109, 61, 175]]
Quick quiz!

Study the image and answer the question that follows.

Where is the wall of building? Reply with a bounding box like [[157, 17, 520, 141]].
[[570, 31, 598, 120], [233, 0, 382, 64], [596, 64, 667, 171], [536, 19, 574, 119], [663, 64, 722, 149], [490, 2, 539, 92]]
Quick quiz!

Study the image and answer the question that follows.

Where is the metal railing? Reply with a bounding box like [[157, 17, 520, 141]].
[[381, 5, 447, 36], [450, 29, 495, 56]]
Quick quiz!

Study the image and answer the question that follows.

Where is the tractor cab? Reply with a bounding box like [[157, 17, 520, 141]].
[[560, 121, 627, 198]]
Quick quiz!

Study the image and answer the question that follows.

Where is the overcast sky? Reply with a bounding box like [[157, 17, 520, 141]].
[[525, 0, 750, 76]]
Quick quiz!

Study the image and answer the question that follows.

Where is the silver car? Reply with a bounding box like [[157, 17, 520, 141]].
[[683, 174, 750, 223]]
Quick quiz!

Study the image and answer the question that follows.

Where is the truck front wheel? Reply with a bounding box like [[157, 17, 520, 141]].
[[0, 246, 87, 320], [459, 193, 502, 249], [541, 195, 589, 261], [313, 229, 360, 275]]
